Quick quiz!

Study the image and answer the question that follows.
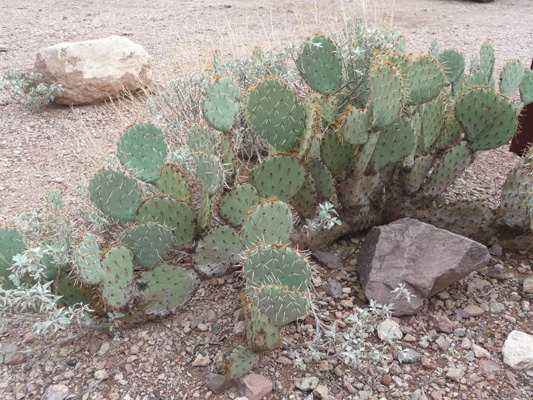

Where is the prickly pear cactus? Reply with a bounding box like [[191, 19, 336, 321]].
[[247, 79, 305, 152], [202, 77, 240, 132], [193, 152, 224, 195], [291, 175, 318, 219], [88, 168, 143, 221], [192, 226, 241, 277], [341, 106, 371, 145], [240, 200, 293, 249], [136, 196, 197, 249], [74, 233, 103, 285], [306, 157, 335, 200], [156, 163, 191, 201], [117, 123, 167, 184], [499, 59, 525, 99], [0, 226, 26, 289], [252, 284, 309, 326], [100, 246, 134, 309], [245, 305, 281, 352], [225, 345, 259, 380], [519, 68, 533, 105], [121, 223, 173, 269], [438, 49, 465, 85], [369, 62, 405, 130], [404, 55, 445, 105], [219, 184, 261, 228], [188, 124, 217, 154], [137, 263, 199, 318]]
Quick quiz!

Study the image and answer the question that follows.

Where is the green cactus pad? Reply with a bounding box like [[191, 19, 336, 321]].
[[88, 168, 143, 221], [497, 166, 533, 229], [249, 155, 306, 201], [202, 77, 240, 132], [193, 152, 224, 195], [479, 40, 495, 82], [247, 79, 306, 152], [74, 233, 103, 285], [417, 95, 445, 153], [401, 154, 434, 194], [341, 106, 371, 145], [519, 68, 533, 106], [219, 184, 261, 228], [121, 222, 173, 270], [252, 284, 309, 326], [240, 200, 293, 248], [438, 49, 465, 85], [368, 114, 417, 171], [243, 244, 311, 292], [136, 196, 197, 249], [155, 163, 191, 201], [455, 87, 518, 151], [0, 226, 26, 289], [429, 39, 439, 59], [298, 97, 319, 160], [225, 345, 259, 380], [192, 226, 242, 277], [246, 305, 281, 352], [57, 274, 93, 306], [320, 130, 356, 176], [405, 55, 445, 104], [137, 263, 199, 317], [369, 63, 404, 130], [291, 175, 318, 219], [100, 246, 134, 309], [317, 95, 339, 124], [499, 59, 525, 99], [350, 132, 379, 176], [306, 157, 335, 200], [436, 110, 463, 150], [422, 141, 474, 197], [188, 124, 217, 154], [117, 122, 167, 184], [296, 35, 342, 94]]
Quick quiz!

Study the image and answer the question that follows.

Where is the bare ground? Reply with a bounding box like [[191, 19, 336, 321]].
[[1, 1, 532, 399]]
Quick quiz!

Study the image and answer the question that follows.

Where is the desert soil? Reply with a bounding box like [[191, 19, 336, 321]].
[[0, 0, 532, 399]]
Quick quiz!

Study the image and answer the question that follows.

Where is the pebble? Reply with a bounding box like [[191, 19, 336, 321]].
[[463, 304, 485, 317], [489, 302, 505, 314], [197, 323, 209, 332], [94, 370, 108, 380], [41, 384, 69, 400], [313, 385, 329, 399], [377, 319, 402, 342], [97, 342, 110, 357], [295, 376, 319, 391], [435, 336, 450, 351], [192, 354, 211, 367], [460, 337, 472, 350], [479, 359, 501, 373], [428, 315, 455, 333], [472, 344, 490, 359], [237, 374, 273, 400], [523, 276, 533, 294], [322, 280, 343, 298], [205, 373, 232, 395], [446, 368, 464, 382]]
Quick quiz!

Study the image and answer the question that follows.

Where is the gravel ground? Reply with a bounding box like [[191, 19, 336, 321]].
[[1, 1, 532, 399]]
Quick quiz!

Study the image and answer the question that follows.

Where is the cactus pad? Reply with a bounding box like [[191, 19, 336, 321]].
[[369, 62, 404, 130], [252, 284, 309, 326], [121, 222, 173, 269], [455, 87, 518, 151], [219, 184, 261, 228], [519, 68, 533, 106], [100, 246, 134, 309], [369, 114, 417, 171], [341, 106, 371, 145], [247, 79, 305, 152], [137, 263, 199, 317], [497, 166, 533, 229], [74, 233, 103, 285], [417, 95, 445, 153], [499, 59, 525, 99], [246, 305, 281, 352], [193, 152, 224, 195], [243, 244, 311, 292], [318, 95, 339, 124], [117, 123, 167, 184], [306, 157, 335, 200], [155, 163, 191, 201], [136, 196, 197, 249], [88, 168, 143, 221], [0, 226, 26, 288], [401, 154, 434, 194], [57, 274, 93, 306], [320, 130, 356, 176], [192, 226, 242, 277], [225, 345, 259, 380], [438, 49, 465, 85], [202, 77, 240, 132], [240, 200, 293, 248], [479, 40, 495, 82], [405, 55, 445, 104], [291, 175, 318, 219], [296, 35, 342, 94], [249, 155, 306, 201], [188, 124, 217, 154], [422, 141, 474, 197]]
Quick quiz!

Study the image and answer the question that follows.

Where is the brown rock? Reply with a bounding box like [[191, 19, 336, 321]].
[[205, 373, 232, 395], [428, 315, 456, 333], [357, 218, 490, 316], [237, 374, 273, 400], [4, 352, 25, 366], [463, 304, 485, 317]]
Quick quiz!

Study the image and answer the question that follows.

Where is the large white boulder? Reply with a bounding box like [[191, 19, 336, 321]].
[[34, 36, 151, 105], [502, 330, 533, 370]]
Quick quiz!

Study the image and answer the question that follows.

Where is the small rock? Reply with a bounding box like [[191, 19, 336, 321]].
[[197, 323, 209, 332], [41, 384, 69, 400], [453, 327, 467, 337], [403, 333, 416, 342], [446, 368, 464, 382], [88, 339, 103, 354], [340, 299, 354, 309], [313, 385, 329, 399], [192, 354, 211, 367], [479, 359, 501, 373], [237, 374, 273, 400], [399, 348, 421, 364], [463, 304, 485, 317], [460, 337, 472, 350], [295, 376, 320, 391], [277, 356, 292, 365], [435, 336, 450, 351], [489, 302, 505, 314], [467, 278, 491, 294], [523, 276, 533, 294], [206, 372, 232, 395], [472, 344, 490, 359], [485, 265, 505, 280], [207, 309, 217, 322], [312, 251, 348, 271], [488, 244, 502, 257], [4, 352, 25, 366], [428, 315, 455, 333], [94, 370, 108, 380], [377, 319, 403, 342], [502, 330, 533, 370], [97, 342, 111, 357], [319, 360, 329, 371], [322, 280, 343, 298], [464, 351, 476, 362], [234, 321, 246, 335]]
